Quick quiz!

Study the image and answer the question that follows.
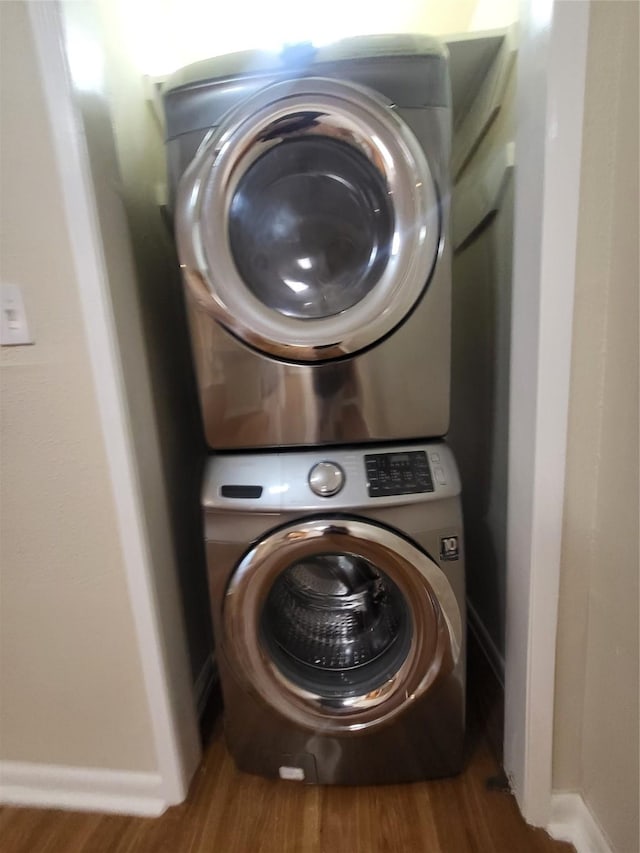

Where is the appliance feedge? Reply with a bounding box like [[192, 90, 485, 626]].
[[203, 441, 466, 785], [164, 35, 452, 450]]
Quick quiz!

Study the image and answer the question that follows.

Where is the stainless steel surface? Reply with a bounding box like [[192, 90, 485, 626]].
[[185, 241, 451, 449], [176, 77, 440, 362], [308, 461, 345, 497], [223, 661, 464, 784], [203, 441, 465, 783], [164, 35, 450, 216], [202, 440, 460, 513], [164, 34, 448, 109]]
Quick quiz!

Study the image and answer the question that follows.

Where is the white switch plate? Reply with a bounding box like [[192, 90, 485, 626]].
[[0, 284, 33, 346]]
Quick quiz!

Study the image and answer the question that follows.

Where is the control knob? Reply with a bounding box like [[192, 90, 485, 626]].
[[308, 462, 345, 497]]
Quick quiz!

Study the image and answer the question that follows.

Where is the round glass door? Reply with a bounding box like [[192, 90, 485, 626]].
[[222, 517, 461, 732], [228, 138, 394, 319], [261, 553, 411, 698], [176, 78, 440, 362]]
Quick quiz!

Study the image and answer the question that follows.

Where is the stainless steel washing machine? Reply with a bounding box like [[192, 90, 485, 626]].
[[203, 441, 465, 784], [163, 35, 452, 449]]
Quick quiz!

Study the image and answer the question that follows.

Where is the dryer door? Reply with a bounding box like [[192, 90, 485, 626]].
[[222, 517, 462, 733], [176, 77, 440, 362]]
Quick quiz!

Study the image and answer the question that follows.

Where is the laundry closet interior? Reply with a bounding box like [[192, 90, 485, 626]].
[[62, 0, 518, 786]]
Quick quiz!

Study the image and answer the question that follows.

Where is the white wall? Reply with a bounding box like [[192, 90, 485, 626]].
[[553, 4, 639, 852], [108, 0, 518, 76], [0, 0, 155, 773]]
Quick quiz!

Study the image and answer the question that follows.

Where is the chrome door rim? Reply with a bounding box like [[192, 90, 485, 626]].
[[176, 77, 440, 362], [222, 517, 461, 733]]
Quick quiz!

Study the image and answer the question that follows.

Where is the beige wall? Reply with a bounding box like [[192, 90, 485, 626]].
[[0, 1, 156, 771], [553, 3, 639, 852]]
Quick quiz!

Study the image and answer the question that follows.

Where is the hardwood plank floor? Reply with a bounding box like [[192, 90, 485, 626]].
[[0, 636, 572, 853], [0, 722, 573, 853]]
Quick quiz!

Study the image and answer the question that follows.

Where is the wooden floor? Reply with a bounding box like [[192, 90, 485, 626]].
[[0, 646, 574, 853]]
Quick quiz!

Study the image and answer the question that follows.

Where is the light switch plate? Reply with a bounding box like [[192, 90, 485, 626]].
[[0, 284, 34, 346]]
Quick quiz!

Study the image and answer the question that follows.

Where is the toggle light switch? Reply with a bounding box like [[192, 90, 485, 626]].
[[0, 284, 33, 346]]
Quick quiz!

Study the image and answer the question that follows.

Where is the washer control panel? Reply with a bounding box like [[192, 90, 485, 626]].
[[203, 442, 459, 512], [308, 461, 345, 497], [365, 450, 434, 497]]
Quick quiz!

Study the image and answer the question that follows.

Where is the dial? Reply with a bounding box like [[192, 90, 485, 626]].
[[308, 462, 345, 497]]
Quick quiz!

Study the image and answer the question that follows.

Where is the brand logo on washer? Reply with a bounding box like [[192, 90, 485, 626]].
[[440, 536, 459, 561]]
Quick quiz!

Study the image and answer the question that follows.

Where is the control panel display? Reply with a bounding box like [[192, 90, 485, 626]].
[[365, 451, 434, 497]]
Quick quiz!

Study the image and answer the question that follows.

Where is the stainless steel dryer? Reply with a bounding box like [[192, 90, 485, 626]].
[[163, 35, 452, 449], [203, 441, 465, 784]]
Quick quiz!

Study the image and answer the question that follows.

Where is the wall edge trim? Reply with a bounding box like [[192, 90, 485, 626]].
[[547, 793, 614, 853], [504, 0, 591, 825], [0, 761, 167, 817]]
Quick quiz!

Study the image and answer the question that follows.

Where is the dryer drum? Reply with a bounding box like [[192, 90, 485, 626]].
[[228, 137, 394, 320], [261, 553, 412, 698]]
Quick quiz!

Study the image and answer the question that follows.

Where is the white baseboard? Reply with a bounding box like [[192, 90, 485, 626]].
[[0, 761, 168, 816], [194, 652, 218, 719], [466, 599, 505, 686], [548, 793, 614, 853]]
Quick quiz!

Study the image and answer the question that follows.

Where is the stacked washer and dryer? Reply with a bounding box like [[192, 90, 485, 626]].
[[163, 35, 466, 785]]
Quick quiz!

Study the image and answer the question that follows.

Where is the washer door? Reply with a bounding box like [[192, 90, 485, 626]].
[[223, 518, 462, 733], [176, 77, 440, 362]]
